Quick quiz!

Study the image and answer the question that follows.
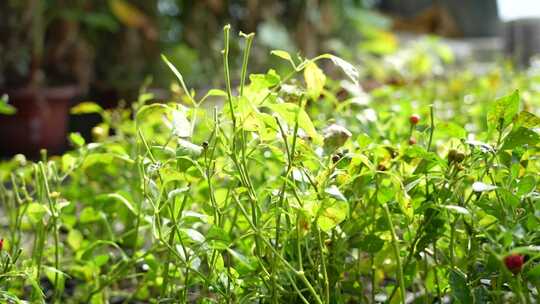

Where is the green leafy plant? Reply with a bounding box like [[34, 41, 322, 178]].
[[0, 25, 540, 304]]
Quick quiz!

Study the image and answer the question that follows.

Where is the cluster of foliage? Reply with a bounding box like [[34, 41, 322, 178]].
[[1, 26, 540, 304]]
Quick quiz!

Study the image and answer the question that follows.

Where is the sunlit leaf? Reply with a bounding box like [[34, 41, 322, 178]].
[[472, 182, 498, 192], [271, 50, 295, 67], [265, 102, 323, 145], [317, 199, 349, 232], [443, 205, 470, 216], [304, 61, 326, 100], [487, 90, 520, 131], [27, 203, 49, 223], [0, 94, 16, 115], [67, 230, 84, 251], [70, 102, 103, 115], [515, 111, 540, 129], [329, 55, 359, 85]]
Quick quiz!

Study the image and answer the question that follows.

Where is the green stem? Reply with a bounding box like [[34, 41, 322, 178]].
[[39, 163, 61, 303], [382, 204, 405, 304], [222, 25, 236, 127], [316, 228, 330, 303], [239, 32, 255, 97]]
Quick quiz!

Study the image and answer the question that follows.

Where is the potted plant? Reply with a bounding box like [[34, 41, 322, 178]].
[[0, 0, 86, 157]]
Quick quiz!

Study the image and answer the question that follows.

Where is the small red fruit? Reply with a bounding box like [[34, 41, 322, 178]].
[[0, 239, 4, 252], [408, 137, 417, 145], [504, 253, 525, 274], [410, 114, 420, 125]]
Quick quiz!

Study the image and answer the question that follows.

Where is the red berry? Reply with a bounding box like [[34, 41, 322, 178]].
[[504, 253, 525, 274], [0, 239, 4, 252], [410, 114, 420, 125], [408, 137, 417, 145]]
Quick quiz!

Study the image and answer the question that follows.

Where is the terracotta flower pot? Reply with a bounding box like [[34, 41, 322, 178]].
[[0, 86, 78, 157]]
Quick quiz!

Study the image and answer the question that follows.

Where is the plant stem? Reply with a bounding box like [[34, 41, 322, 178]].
[[239, 32, 255, 97], [39, 163, 61, 303], [222, 25, 236, 127], [383, 204, 406, 304]]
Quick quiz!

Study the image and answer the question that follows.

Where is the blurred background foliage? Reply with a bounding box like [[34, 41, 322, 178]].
[[1, 0, 395, 102]]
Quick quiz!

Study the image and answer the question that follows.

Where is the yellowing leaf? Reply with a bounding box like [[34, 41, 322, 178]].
[[271, 50, 295, 68], [109, 0, 149, 28], [515, 111, 540, 129], [67, 230, 84, 251], [359, 29, 398, 55], [317, 199, 348, 232], [237, 97, 263, 132], [304, 61, 326, 100]]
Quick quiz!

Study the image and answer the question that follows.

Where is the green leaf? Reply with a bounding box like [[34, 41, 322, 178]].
[[304, 61, 326, 100], [180, 228, 205, 243], [248, 70, 281, 91], [501, 127, 540, 150], [265, 102, 323, 145], [206, 226, 231, 250], [472, 182, 498, 192], [93, 254, 110, 267], [67, 230, 84, 251], [325, 185, 347, 201], [62, 154, 77, 172], [101, 193, 137, 214], [169, 109, 191, 138], [443, 205, 470, 216], [317, 199, 349, 232], [70, 102, 103, 115], [526, 263, 540, 282], [69, 132, 85, 147], [329, 55, 359, 85], [79, 207, 101, 223], [449, 269, 473, 303], [515, 111, 540, 129], [27, 203, 49, 223], [236, 96, 264, 132], [0, 94, 16, 115], [516, 175, 536, 196], [82, 153, 115, 169], [436, 121, 467, 138], [227, 248, 256, 272], [271, 50, 295, 67], [200, 89, 227, 103], [356, 234, 384, 253], [162, 54, 194, 104], [177, 139, 203, 158], [487, 90, 520, 131]]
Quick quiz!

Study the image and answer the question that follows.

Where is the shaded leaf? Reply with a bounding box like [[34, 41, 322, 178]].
[[501, 127, 540, 150], [449, 269, 473, 303]]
